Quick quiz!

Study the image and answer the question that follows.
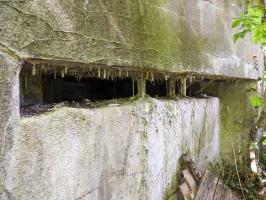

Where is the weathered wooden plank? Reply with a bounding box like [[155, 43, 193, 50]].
[[195, 168, 239, 200]]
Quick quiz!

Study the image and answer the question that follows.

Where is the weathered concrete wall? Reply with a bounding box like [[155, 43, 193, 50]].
[[2, 98, 219, 200], [203, 81, 258, 157], [0, 45, 20, 199], [0, 0, 263, 78]]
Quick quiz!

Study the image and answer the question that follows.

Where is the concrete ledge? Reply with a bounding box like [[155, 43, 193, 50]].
[[2, 97, 220, 200]]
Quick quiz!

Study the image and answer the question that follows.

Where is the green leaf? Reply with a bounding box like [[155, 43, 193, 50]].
[[239, 29, 249, 38], [233, 33, 240, 43], [242, 19, 252, 30], [252, 23, 266, 44], [248, 7, 255, 16], [249, 95, 263, 107], [232, 19, 241, 28], [233, 29, 250, 43]]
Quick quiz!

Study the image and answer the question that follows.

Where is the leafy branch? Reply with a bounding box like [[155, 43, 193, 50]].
[[232, 0, 266, 46]]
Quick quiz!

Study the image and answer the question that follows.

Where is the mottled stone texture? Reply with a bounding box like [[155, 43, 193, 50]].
[[0, 47, 20, 200], [0, 1, 263, 199], [0, 0, 263, 78], [3, 98, 219, 200]]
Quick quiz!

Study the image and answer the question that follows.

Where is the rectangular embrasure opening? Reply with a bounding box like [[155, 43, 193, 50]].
[[20, 64, 138, 106], [146, 80, 167, 97], [19, 61, 239, 116], [186, 79, 217, 97], [42, 75, 135, 103]]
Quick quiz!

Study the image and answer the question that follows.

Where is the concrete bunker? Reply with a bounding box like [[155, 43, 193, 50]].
[[0, 0, 264, 199], [2, 57, 258, 199]]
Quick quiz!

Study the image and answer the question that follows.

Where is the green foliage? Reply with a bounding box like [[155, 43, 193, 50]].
[[249, 140, 259, 150], [247, 86, 264, 108], [232, 1, 266, 46], [249, 95, 264, 107], [231, 3, 265, 198], [246, 71, 266, 109], [216, 159, 263, 200]]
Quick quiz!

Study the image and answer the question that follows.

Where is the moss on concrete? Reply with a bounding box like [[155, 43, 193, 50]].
[[203, 80, 258, 156], [0, 0, 263, 78], [163, 166, 180, 200]]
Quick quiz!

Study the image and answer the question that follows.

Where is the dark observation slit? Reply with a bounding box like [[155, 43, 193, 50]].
[[186, 79, 217, 97], [19, 63, 220, 117], [42, 75, 136, 103], [146, 80, 167, 97], [20, 72, 137, 105], [20, 64, 172, 107], [20, 65, 139, 116]]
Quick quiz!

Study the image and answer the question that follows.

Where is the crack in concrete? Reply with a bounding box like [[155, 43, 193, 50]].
[[74, 186, 101, 200], [0, 43, 20, 60], [1, 2, 128, 47], [97, 0, 127, 44]]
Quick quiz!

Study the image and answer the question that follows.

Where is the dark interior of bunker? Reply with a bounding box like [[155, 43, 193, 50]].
[[19, 62, 228, 116]]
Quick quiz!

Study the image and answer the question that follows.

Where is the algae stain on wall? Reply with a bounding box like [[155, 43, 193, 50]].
[[203, 81, 258, 156], [0, 0, 262, 78]]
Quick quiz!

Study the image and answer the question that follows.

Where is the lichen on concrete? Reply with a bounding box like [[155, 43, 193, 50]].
[[0, 0, 263, 78]]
